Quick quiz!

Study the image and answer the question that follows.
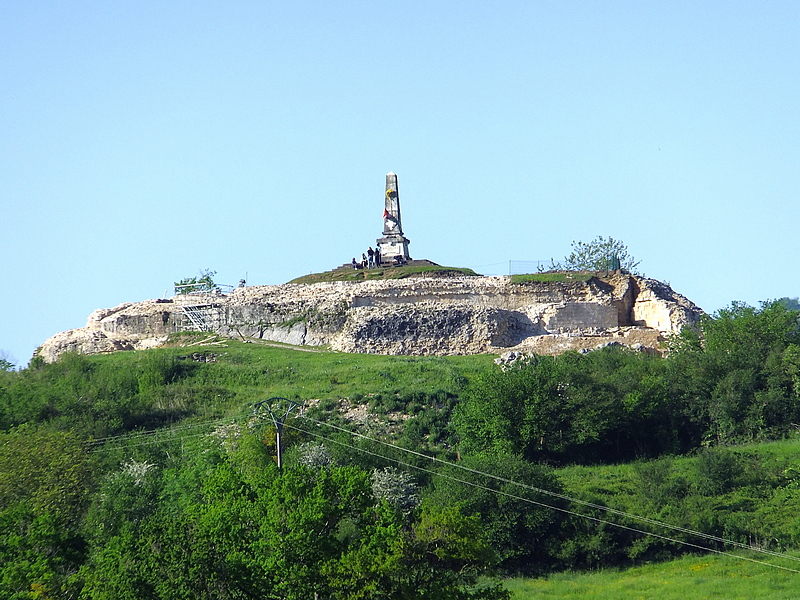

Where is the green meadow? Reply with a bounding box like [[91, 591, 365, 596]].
[[506, 551, 800, 599]]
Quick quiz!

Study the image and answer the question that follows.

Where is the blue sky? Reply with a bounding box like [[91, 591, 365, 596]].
[[2, 1, 798, 367]]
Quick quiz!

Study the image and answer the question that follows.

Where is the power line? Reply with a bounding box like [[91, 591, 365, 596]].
[[284, 420, 800, 574], [90, 429, 227, 452], [81, 407, 800, 572], [85, 415, 242, 451], [291, 414, 800, 570]]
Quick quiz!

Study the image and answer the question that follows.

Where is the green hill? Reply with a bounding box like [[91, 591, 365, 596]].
[[1, 297, 799, 598]]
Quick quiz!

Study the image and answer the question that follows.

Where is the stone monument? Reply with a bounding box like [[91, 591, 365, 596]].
[[376, 172, 411, 263]]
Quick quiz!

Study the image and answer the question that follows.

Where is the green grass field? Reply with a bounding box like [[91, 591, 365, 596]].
[[505, 552, 800, 599]]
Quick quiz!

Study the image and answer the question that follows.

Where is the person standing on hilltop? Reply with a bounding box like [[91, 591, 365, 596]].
[[367, 247, 375, 268]]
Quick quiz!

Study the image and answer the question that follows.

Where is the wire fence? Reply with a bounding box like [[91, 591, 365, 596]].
[[174, 283, 235, 296], [508, 260, 551, 275]]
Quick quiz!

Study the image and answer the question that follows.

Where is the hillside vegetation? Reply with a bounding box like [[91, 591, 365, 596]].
[[288, 264, 479, 284], [1, 300, 799, 598]]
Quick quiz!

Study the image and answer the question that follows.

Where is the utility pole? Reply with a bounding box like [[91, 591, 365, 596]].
[[253, 397, 301, 472]]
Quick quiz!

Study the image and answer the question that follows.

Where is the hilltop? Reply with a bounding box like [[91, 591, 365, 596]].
[[288, 261, 480, 283]]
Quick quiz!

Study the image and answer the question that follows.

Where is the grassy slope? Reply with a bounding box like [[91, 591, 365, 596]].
[[92, 334, 493, 419], [505, 551, 800, 599], [508, 438, 800, 598], [287, 264, 479, 284]]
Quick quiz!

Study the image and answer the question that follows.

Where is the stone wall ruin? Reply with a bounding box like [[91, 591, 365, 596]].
[[36, 273, 703, 363]]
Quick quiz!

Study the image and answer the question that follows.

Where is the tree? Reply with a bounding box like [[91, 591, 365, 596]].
[[296, 441, 336, 468], [0, 425, 94, 525], [174, 269, 218, 295], [453, 347, 688, 464], [326, 502, 509, 600], [0, 505, 85, 600], [0, 350, 15, 372], [79, 432, 509, 600], [553, 236, 641, 274], [427, 452, 565, 575], [0, 426, 95, 599], [667, 300, 800, 443], [371, 466, 420, 515]]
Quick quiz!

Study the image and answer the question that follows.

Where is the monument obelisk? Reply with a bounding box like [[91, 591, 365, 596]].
[[376, 172, 411, 263]]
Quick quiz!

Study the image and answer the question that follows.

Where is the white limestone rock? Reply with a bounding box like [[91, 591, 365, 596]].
[[35, 274, 703, 362]]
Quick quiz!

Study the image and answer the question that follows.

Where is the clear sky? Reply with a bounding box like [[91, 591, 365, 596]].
[[2, 1, 798, 367]]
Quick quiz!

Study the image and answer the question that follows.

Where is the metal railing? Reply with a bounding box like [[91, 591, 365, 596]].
[[174, 283, 234, 296]]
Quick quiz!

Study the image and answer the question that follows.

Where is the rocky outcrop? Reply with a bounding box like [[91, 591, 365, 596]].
[[36, 274, 703, 363]]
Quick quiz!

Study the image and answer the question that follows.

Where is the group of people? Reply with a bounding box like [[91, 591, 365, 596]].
[[352, 246, 381, 269], [351, 246, 409, 270]]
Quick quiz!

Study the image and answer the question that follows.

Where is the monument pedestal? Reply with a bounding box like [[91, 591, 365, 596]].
[[376, 234, 410, 264]]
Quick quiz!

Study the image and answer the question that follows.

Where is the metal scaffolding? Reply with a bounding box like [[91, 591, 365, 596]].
[[180, 304, 222, 332]]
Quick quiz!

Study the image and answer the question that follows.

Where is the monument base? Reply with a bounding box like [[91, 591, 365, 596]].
[[377, 235, 411, 264]]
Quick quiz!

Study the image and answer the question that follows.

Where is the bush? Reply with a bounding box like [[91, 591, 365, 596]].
[[427, 452, 565, 575]]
